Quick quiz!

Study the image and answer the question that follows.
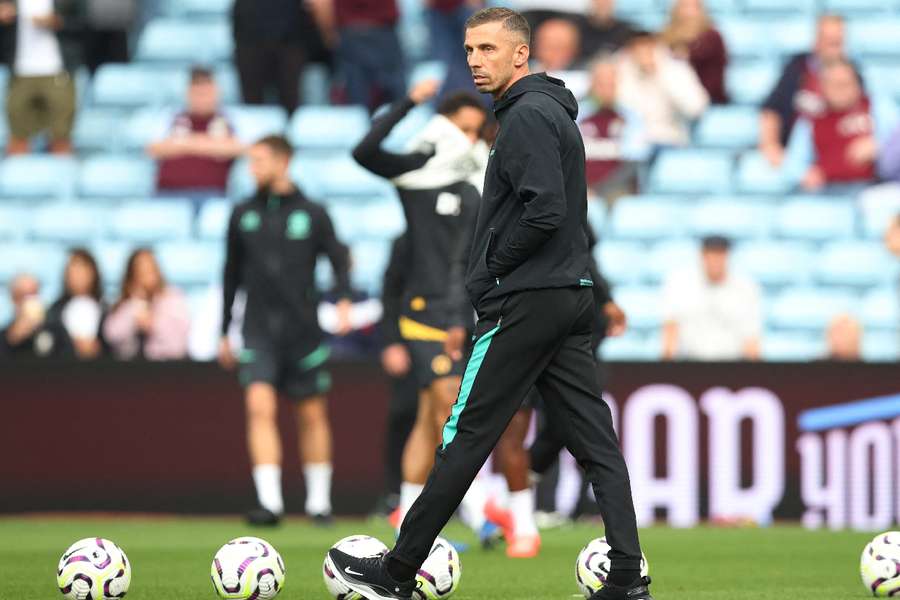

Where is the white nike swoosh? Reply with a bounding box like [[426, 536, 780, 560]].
[[344, 566, 364, 577]]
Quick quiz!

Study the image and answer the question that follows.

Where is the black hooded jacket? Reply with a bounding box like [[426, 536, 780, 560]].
[[465, 73, 593, 311]]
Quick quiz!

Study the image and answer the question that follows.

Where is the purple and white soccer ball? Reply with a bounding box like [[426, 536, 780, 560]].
[[57, 537, 131, 600], [575, 537, 649, 598], [413, 537, 461, 600], [861, 531, 900, 597], [323, 535, 389, 600], [210, 536, 285, 600]]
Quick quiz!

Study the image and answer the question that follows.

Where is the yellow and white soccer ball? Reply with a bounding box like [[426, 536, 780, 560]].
[[413, 537, 461, 600], [210, 536, 285, 600], [57, 537, 131, 600], [575, 537, 648, 598], [861, 532, 900, 597], [323, 535, 389, 600]]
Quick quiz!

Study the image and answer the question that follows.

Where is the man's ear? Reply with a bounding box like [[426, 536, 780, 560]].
[[514, 43, 530, 68]]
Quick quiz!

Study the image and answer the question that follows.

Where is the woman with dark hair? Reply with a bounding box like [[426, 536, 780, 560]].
[[660, 0, 728, 104], [46, 248, 105, 359], [104, 248, 190, 360]]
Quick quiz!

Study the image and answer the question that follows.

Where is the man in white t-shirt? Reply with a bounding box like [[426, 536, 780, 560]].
[[661, 236, 762, 361], [0, 0, 79, 154]]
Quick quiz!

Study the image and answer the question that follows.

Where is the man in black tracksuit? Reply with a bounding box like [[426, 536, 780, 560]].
[[330, 8, 651, 600]]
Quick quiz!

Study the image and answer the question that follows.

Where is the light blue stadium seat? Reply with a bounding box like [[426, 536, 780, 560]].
[[595, 241, 648, 285], [79, 155, 157, 197], [773, 197, 856, 241], [726, 60, 779, 105], [607, 196, 685, 239], [357, 199, 405, 240], [825, 0, 900, 11], [109, 201, 193, 241], [92, 64, 187, 107], [30, 203, 105, 242], [695, 106, 759, 149], [136, 19, 233, 63], [646, 239, 701, 282], [302, 63, 331, 106], [627, 12, 666, 32], [731, 241, 815, 286], [719, 19, 767, 59], [197, 198, 233, 240], [862, 332, 900, 362], [408, 61, 448, 87], [702, 0, 740, 13], [815, 241, 900, 286], [0, 290, 11, 326], [350, 239, 391, 294], [743, 0, 816, 12], [122, 107, 174, 150], [225, 106, 288, 144], [213, 65, 242, 105], [163, 0, 230, 16], [289, 106, 370, 151], [768, 286, 858, 330], [90, 241, 133, 285], [325, 202, 366, 242], [601, 332, 661, 361], [586, 198, 607, 235], [863, 62, 900, 103], [379, 103, 434, 152], [293, 154, 393, 197], [686, 198, 774, 239], [762, 332, 822, 361], [0, 243, 67, 284], [614, 286, 662, 330], [156, 241, 224, 286], [0, 156, 76, 198], [771, 18, 816, 57], [613, 0, 656, 14], [736, 151, 794, 194], [858, 183, 900, 237], [848, 18, 900, 57], [227, 158, 254, 200], [860, 288, 900, 329], [647, 149, 733, 194], [0, 204, 28, 240], [73, 108, 126, 152]]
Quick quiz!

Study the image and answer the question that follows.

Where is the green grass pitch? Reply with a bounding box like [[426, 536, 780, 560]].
[[0, 516, 878, 599]]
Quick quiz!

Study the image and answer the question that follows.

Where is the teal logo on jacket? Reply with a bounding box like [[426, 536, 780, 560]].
[[286, 210, 311, 239], [240, 210, 261, 232]]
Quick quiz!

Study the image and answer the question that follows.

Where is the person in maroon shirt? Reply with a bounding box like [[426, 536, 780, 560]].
[[427, 0, 484, 101], [660, 0, 727, 105], [148, 68, 244, 194]]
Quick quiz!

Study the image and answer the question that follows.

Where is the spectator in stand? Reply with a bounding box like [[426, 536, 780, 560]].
[[83, 0, 135, 73], [617, 30, 709, 148], [662, 236, 762, 361], [427, 0, 484, 101], [147, 68, 244, 195], [533, 18, 581, 72], [104, 248, 191, 361], [232, 0, 317, 113], [0, 273, 71, 358], [660, 0, 727, 104], [825, 313, 862, 361], [759, 14, 851, 167], [46, 248, 105, 360], [579, 57, 648, 201], [578, 0, 634, 61], [0, 0, 83, 155], [783, 59, 899, 193]]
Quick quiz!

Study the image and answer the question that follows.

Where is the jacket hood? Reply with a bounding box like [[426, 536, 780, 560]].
[[493, 72, 579, 121]]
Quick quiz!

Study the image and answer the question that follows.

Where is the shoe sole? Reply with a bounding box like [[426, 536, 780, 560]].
[[327, 559, 405, 600]]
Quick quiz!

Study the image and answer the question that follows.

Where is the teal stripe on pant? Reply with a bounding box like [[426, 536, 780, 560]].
[[441, 325, 500, 449]]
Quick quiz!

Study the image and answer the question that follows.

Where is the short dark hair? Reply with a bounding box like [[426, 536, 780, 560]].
[[190, 66, 214, 84], [254, 135, 294, 158], [702, 235, 731, 252], [436, 92, 486, 117], [465, 7, 531, 45]]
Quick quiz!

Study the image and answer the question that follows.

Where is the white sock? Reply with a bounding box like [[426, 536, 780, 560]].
[[252, 464, 284, 515], [304, 463, 333, 515], [509, 489, 538, 537], [399, 482, 424, 527], [459, 477, 487, 531]]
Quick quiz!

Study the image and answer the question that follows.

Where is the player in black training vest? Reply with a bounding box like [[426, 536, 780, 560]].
[[329, 8, 652, 600]]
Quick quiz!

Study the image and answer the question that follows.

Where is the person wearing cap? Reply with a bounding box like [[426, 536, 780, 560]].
[[661, 235, 762, 361]]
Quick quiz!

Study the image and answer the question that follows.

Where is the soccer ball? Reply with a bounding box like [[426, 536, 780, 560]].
[[413, 537, 461, 600], [210, 536, 285, 600], [323, 535, 389, 600], [575, 537, 648, 598], [861, 531, 900, 597], [57, 537, 131, 599]]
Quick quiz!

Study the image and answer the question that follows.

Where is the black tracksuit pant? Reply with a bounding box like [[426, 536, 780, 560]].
[[390, 286, 643, 571]]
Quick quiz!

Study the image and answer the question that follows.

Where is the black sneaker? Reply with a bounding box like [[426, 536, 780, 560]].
[[589, 576, 654, 600], [310, 513, 334, 527], [245, 507, 282, 527], [326, 549, 415, 600]]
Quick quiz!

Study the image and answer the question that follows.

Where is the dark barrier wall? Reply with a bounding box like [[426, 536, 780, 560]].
[[2, 361, 899, 528]]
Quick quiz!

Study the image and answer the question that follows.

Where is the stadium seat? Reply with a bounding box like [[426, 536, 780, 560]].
[[647, 149, 733, 194], [302, 63, 331, 106], [225, 106, 289, 144], [595, 241, 648, 285], [646, 239, 701, 283], [736, 151, 794, 195], [771, 18, 816, 57], [862, 331, 900, 362], [136, 19, 233, 63], [288, 106, 370, 151], [614, 286, 662, 330], [408, 61, 448, 87], [0, 155, 76, 198], [197, 198, 234, 240], [702, 0, 740, 13], [0, 204, 27, 240], [89, 241, 134, 285], [92, 64, 187, 107], [718, 19, 767, 59], [731, 241, 815, 286], [858, 183, 900, 237], [213, 65, 242, 105], [743, 0, 816, 13], [163, 0, 230, 17], [586, 198, 607, 235], [349, 239, 391, 294], [601, 332, 661, 361], [108, 201, 193, 241], [122, 107, 174, 150], [326, 202, 367, 243], [227, 159, 255, 201], [79, 155, 157, 198], [824, 0, 900, 12], [30, 203, 105, 242], [0, 290, 11, 326], [73, 108, 126, 152], [694, 106, 759, 149], [767, 286, 857, 330], [862, 62, 900, 102], [761, 332, 822, 361], [815, 241, 899, 286], [773, 197, 856, 240], [607, 196, 686, 239], [292, 153, 393, 197], [848, 18, 900, 57], [0, 243, 67, 285], [156, 241, 224, 286], [357, 199, 405, 240], [726, 60, 780, 105], [686, 198, 774, 239], [860, 287, 900, 329]]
